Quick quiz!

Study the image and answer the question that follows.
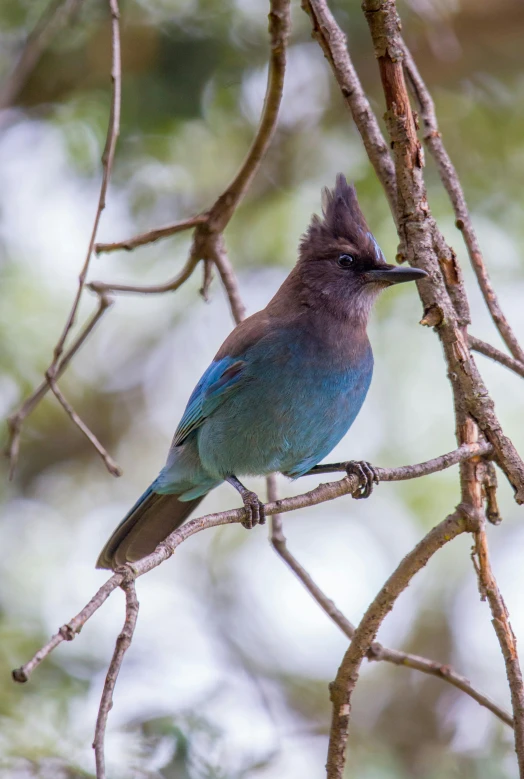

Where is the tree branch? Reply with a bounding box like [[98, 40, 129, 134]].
[[469, 335, 524, 380], [50, 0, 121, 373], [268, 472, 512, 729], [11, 441, 493, 684], [302, 0, 524, 502], [403, 46, 524, 365], [354, 3, 524, 776], [369, 643, 513, 728], [360, 0, 524, 504], [46, 377, 121, 476], [93, 578, 139, 779], [6, 0, 122, 479], [206, 0, 291, 233], [12, 573, 123, 683], [302, 0, 471, 327], [306, 440, 492, 479], [208, 234, 246, 324], [94, 215, 207, 255], [7, 0, 291, 482], [90, 0, 291, 263], [6, 293, 113, 478], [472, 521, 524, 772], [88, 251, 200, 296], [326, 507, 471, 779]]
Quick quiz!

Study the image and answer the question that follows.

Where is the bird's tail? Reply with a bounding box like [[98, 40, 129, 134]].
[[96, 486, 205, 570]]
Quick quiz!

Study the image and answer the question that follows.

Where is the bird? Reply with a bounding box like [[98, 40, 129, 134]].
[[97, 175, 427, 569]]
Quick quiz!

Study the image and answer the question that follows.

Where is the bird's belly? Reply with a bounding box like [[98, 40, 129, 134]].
[[196, 361, 372, 479]]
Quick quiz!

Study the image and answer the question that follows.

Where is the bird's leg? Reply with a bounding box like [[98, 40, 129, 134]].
[[226, 474, 266, 529], [344, 460, 379, 499], [305, 460, 379, 499]]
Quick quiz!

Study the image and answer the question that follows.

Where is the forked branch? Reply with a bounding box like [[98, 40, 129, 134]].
[[94, 0, 291, 261], [12, 441, 493, 681], [267, 477, 512, 729], [6, 0, 122, 478], [6, 293, 113, 478], [7, 0, 291, 475], [326, 508, 472, 779]]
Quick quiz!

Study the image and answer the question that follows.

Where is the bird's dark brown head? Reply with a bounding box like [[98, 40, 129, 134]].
[[296, 174, 427, 321]]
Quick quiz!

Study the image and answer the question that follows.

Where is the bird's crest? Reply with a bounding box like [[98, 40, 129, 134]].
[[300, 174, 380, 260]]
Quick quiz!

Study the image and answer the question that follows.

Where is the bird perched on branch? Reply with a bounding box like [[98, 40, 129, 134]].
[[97, 175, 427, 569]]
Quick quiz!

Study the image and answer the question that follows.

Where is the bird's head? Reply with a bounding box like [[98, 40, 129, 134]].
[[297, 174, 427, 322]]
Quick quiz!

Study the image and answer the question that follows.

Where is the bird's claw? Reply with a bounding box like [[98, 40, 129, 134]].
[[240, 490, 266, 529], [345, 460, 378, 499]]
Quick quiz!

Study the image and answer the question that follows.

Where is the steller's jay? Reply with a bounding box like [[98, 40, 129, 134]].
[[97, 175, 427, 569]]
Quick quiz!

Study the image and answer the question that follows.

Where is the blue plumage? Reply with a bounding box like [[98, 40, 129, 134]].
[[97, 175, 426, 569], [195, 327, 373, 480]]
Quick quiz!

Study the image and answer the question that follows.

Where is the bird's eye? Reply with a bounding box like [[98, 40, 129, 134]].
[[337, 254, 354, 268]]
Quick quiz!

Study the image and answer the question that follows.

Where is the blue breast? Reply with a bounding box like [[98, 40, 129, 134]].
[[197, 325, 373, 479]]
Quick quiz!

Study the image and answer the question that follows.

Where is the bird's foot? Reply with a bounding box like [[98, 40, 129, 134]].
[[345, 460, 379, 499], [226, 474, 266, 529], [239, 489, 266, 529]]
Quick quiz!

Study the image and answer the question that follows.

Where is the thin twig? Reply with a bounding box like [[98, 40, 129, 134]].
[[6, 0, 122, 479], [370, 644, 513, 728], [87, 252, 200, 296], [8, 0, 290, 474], [206, 0, 291, 233], [326, 507, 472, 779], [177, 0, 293, 329], [94, 215, 206, 255], [307, 440, 492, 479], [6, 293, 113, 478], [268, 472, 511, 728], [91, 0, 291, 266], [469, 335, 524, 380], [0, 0, 83, 113], [200, 258, 214, 302], [11, 441, 493, 683], [49, 0, 121, 372], [403, 47, 524, 365], [209, 235, 246, 324], [93, 578, 139, 779], [472, 521, 524, 773], [47, 379, 122, 476], [12, 573, 122, 683]]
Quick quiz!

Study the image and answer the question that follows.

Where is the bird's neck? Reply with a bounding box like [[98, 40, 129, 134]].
[[267, 270, 372, 365], [268, 267, 375, 326]]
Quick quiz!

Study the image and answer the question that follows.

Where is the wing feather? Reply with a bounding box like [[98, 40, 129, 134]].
[[172, 358, 248, 445]]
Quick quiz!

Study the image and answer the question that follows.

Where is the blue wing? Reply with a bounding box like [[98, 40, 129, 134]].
[[172, 357, 249, 446]]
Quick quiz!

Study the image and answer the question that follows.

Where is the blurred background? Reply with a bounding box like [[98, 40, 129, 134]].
[[1, 0, 524, 776]]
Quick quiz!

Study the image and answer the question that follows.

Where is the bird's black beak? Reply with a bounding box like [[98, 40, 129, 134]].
[[365, 265, 428, 285]]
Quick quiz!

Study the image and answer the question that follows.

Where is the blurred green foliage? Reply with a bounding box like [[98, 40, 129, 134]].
[[1, 0, 524, 777]]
